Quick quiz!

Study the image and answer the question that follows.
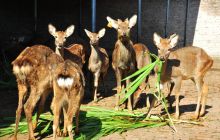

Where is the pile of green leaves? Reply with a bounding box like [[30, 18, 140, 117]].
[[0, 106, 168, 140]]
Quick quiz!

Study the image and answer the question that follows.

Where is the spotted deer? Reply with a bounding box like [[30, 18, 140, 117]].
[[51, 60, 85, 140], [147, 33, 213, 119], [48, 24, 86, 68], [106, 15, 137, 111], [84, 28, 109, 102], [132, 43, 151, 107], [11, 45, 64, 140]]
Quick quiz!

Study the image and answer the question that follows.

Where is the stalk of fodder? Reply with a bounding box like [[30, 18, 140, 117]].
[[119, 53, 177, 132]]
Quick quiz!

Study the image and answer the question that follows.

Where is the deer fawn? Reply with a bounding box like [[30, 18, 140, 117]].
[[106, 15, 137, 111], [132, 43, 151, 107], [11, 45, 63, 140], [84, 28, 109, 102], [148, 33, 213, 119], [51, 60, 85, 140], [48, 24, 86, 68]]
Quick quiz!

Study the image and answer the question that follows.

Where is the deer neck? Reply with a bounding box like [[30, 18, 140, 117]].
[[55, 45, 64, 58], [90, 45, 101, 62]]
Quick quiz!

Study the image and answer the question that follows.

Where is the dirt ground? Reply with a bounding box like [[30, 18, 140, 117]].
[[1, 58, 220, 140]]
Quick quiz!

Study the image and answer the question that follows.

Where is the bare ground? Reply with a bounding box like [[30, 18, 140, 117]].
[[1, 58, 220, 140]]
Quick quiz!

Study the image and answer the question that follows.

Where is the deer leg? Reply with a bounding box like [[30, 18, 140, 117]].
[[33, 90, 50, 130], [67, 100, 79, 140], [133, 88, 142, 108], [194, 78, 204, 119], [146, 96, 157, 118], [13, 83, 27, 140], [101, 73, 107, 97], [173, 77, 182, 119], [62, 104, 68, 137], [93, 72, 100, 102], [126, 78, 133, 111], [200, 83, 208, 117], [24, 87, 41, 140], [52, 99, 61, 140], [75, 108, 80, 135], [115, 69, 122, 110], [167, 82, 174, 111]]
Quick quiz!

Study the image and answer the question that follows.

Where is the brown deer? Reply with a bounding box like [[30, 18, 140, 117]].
[[51, 60, 85, 140], [147, 33, 213, 119], [132, 43, 151, 107], [84, 28, 109, 102], [48, 24, 86, 68], [106, 15, 137, 111], [11, 45, 64, 140]]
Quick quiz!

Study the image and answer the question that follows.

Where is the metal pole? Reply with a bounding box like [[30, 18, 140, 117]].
[[91, 0, 96, 32], [34, 0, 37, 32], [137, 0, 142, 42], [165, 0, 170, 38], [184, 0, 189, 46]]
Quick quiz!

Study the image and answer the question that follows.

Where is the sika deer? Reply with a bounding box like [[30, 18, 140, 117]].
[[52, 60, 85, 140], [48, 24, 86, 68], [132, 43, 151, 107], [148, 33, 213, 119], [84, 28, 109, 102], [106, 15, 137, 111], [11, 45, 63, 140]]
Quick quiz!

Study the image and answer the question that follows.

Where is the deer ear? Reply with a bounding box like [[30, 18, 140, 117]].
[[129, 15, 137, 28], [153, 33, 162, 46], [84, 29, 93, 38], [169, 34, 179, 48], [106, 16, 118, 29], [65, 25, 75, 37], [48, 24, 56, 36], [98, 28, 106, 38]]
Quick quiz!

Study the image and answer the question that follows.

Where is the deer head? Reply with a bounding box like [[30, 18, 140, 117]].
[[106, 15, 137, 43], [84, 28, 106, 47], [153, 33, 179, 61], [48, 24, 74, 56]]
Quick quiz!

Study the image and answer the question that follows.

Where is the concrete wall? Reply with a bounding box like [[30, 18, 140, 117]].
[[192, 0, 220, 57]]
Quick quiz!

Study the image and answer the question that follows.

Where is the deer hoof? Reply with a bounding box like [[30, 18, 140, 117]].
[[175, 114, 180, 119], [10, 135, 17, 140], [62, 131, 67, 137], [193, 113, 200, 120], [57, 129, 62, 137], [114, 106, 119, 111]]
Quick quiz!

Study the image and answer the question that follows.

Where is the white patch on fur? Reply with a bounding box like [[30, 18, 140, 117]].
[[160, 84, 163, 90], [13, 65, 32, 80], [20, 65, 32, 75], [57, 77, 74, 89], [13, 65, 20, 74]]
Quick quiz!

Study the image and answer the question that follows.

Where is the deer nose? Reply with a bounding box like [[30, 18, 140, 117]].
[[159, 56, 165, 61], [123, 33, 126, 36]]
